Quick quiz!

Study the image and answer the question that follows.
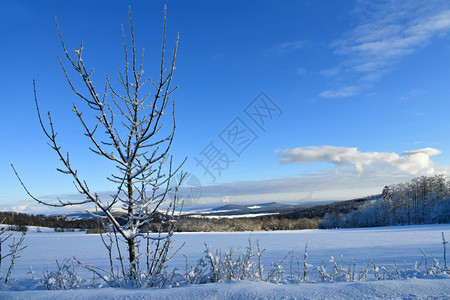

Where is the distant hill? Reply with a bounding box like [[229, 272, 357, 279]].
[[174, 196, 379, 232], [277, 195, 380, 220], [182, 196, 378, 219], [0, 196, 379, 232]]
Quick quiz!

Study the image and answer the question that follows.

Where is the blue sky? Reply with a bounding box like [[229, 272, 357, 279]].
[[2, 0, 450, 213]]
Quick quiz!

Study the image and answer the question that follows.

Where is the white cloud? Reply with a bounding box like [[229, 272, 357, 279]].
[[279, 145, 441, 175], [270, 40, 310, 54], [337, 2, 450, 65], [400, 89, 426, 100], [319, 86, 360, 98], [296, 67, 307, 75], [320, 1, 450, 97], [319, 67, 341, 77], [11, 204, 29, 212]]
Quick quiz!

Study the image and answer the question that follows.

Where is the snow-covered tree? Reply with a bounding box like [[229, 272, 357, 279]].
[[319, 175, 450, 229], [12, 6, 185, 283]]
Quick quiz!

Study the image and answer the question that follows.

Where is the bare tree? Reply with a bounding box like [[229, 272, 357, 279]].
[[12, 6, 185, 283]]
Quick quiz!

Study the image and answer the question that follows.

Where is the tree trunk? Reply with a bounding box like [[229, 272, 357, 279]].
[[127, 176, 136, 275]]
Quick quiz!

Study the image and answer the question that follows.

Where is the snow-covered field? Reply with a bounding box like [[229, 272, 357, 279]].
[[1, 224, 450, 299]]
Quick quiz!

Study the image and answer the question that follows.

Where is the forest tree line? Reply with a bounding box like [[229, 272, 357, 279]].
[[0, 211, 98, 230], [319, 175, 450, 229], [176, 216, 319, 232]]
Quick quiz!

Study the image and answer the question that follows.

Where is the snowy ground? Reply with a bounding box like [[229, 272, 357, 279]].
[[1, 224, 449, 299]]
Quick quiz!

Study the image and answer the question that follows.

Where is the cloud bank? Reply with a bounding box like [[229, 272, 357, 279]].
[[8, 145, 446, 213], [279, 145, 441, 175]]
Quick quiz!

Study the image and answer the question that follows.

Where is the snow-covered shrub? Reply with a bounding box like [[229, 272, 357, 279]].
[[0, 219, 27, 286], [40, 257, 85, 290], [182, 238, 286, 285], [7, 225, 27, 232], [442, 232, 448, 270]]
